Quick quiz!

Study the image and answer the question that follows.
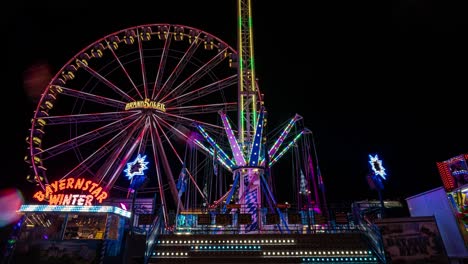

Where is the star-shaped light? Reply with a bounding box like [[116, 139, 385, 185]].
[[124, 154, 149, 180], [369, 154, 386, 180]]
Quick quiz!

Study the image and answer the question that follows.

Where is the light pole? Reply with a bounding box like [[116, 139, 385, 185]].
[[123, 154, 149, 263], [368, 154, 387, 219]]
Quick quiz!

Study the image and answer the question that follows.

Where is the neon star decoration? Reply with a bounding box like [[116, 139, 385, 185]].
[[369, 154, 387, 180], [124, 154, 149, 180]]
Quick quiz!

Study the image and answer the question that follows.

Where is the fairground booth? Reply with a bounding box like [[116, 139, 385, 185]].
[[405, 154, 468, 262], [437, 154, 468, 248], [11, 177, 132, 263]]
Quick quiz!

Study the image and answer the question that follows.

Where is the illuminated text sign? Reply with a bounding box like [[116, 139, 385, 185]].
[[33, 178, 108, 206], [125, 98, 166, 112]]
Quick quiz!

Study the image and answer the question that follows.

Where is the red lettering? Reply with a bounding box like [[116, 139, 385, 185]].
[[82, 180, 91, 191], [74, 178, 85, 189], [45, 185, 54, 198], [50, 181, 58, 192], [91, 187, 102, 197], [59, 179, 66, 190], [62, 194, 72, 205], [33, 191, 45, 202], [66, 178, 74, 189], [49, 194, 61, 205], [96, 191, 108, 203], [33, 178, 108, 205], [89, 183, 99, 193]]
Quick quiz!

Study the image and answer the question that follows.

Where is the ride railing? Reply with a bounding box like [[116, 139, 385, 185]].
[[356, 220, 386, 264], [352, 204, 387, 264], [144, 208, 165, 264], [172, 205, 360, 235]]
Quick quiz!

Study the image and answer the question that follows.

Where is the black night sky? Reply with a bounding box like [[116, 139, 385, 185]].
[[3, 0, 468, 208]]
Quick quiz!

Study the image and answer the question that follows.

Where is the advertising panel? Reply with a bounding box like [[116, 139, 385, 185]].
[[375, 216, 449, 264]]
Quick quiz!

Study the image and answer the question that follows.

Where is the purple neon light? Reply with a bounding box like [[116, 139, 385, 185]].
[[248, 107, 265, 166], [220, 111, 246, 166], [195, 124, 236, 168], [259, 114, 299, 166], [269, 130, 304, 166]]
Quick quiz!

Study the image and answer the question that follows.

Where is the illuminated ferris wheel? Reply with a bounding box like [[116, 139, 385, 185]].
[[26, 24, 240, 217]]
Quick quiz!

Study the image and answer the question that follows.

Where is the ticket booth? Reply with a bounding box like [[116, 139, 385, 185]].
[[12, 204, 130, 263], [10, 177, 131, 263]]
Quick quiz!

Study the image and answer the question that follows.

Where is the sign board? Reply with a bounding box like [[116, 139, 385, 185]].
[[375, 216, 449, 264], [437, 154, 468, 191], [32, 178, 108, 205]]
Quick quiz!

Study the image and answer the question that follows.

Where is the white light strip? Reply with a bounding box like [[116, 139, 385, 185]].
[[19, 204, 131, 218]]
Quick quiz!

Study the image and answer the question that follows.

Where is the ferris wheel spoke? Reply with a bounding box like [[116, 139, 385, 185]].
[[103, 117, 150, 189], [136, 120, 151, 155], [151, 30, 172, 99], [152, 116, 208, 202], [154, 115, 210, 155], [158, 111, 225, 131], [137, 29, 149, 98], [148, 120, 169, 226], [95, 127, 145, 186], [59, 116, 145, 180], [160, 48, 229, 102], [167, 102, 236, 116], [158, 114, 226, 138], [41, 111, 138, 125], [106, 42, 143, 99], [89, 116, 147, 185], [154, 33, 202, 101], [77, 60, 135, 101], [40, 112, 139, 160], [155, 115, 232, 172], [149, 116, 183, 211], [57, 86, 127, 108], [163, 75, 237, 105]]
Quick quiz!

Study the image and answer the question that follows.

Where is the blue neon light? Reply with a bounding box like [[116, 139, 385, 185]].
[[369, 154, 386, 180], [124, 154, 149, 180]]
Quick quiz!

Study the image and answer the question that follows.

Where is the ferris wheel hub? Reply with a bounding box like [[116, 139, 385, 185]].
[[124, 98, 166, 112]]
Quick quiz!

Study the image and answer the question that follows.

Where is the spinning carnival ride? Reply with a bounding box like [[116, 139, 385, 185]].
[[25, 1, 326, 233]]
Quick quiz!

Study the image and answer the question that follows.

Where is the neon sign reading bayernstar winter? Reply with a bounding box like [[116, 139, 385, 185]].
[[125, 98, 166, 112], [33, 178, 108, 206]]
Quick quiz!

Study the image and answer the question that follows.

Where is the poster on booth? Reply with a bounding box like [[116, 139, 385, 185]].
[[375, 216, 449, 264]]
